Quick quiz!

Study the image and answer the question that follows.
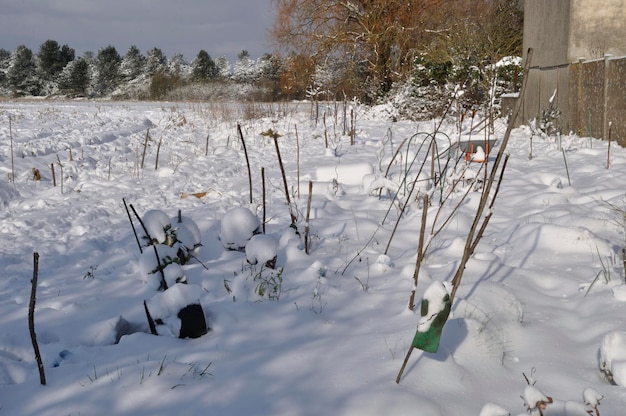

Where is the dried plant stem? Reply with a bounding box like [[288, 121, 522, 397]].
[[29, 252, 46, 385], [237, 124, 253, 204]]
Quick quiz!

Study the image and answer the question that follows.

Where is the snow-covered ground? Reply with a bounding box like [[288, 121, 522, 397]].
[[0, 100, 625, 415]]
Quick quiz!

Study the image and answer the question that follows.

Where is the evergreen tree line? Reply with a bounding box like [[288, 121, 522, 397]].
[[0, 40, 282, 100]]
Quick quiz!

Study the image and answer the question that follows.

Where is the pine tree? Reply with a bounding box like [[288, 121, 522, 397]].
[[191, 50, 217, 81], [120, 45, 145, 82], [215, 56, 231, 79], [94, 45, 121, 96], [58, 58, 90, 96], [233, 50, 258, 83], [144, 47, 166, 77], [7, 45, 39, 95]]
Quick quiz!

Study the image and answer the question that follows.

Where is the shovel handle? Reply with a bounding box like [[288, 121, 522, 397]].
[[395, 346, 415, 384]]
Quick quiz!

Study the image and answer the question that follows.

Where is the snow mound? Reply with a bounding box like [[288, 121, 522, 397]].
[[316, 162, 374, 186], [219, 207, 261, 250]]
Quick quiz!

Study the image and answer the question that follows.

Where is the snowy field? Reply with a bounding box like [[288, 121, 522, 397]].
[[0, 100, 626, 415]]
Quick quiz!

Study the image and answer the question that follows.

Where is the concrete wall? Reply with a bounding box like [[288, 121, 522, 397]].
[[523, 0, 570, 67], [520, 0, 626, 145], [570, 0, 626, 60]]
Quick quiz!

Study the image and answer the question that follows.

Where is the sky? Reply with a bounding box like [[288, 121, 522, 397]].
[[0, 0, 276, 63]]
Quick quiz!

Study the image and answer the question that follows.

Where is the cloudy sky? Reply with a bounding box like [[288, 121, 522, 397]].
[[0, 0, 276, 63]]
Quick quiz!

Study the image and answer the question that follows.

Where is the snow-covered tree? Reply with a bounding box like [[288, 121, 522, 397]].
[[7, 45, 39, 95], [93, 45, 121, 96], [58, 58, 90, 97], [215, 56, 231, 78], [144, 47, 167, 77], [166, 53, 190, 79], [120, 45, 145, 82], [191, 50, 218, 81], [232, 50, 258, 83]]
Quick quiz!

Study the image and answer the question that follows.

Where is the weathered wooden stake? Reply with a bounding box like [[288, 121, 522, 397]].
[[29, 252, 46, 385]]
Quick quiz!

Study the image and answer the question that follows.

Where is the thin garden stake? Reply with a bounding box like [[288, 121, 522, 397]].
[[305, 180, 313, 254], [51, 163, 56, 187], [607, 121, 612, 169], [9, 115, 15, 184], [408, 194, 429, 310], [296, 124, 300, 197], [123, 198, 143, 253], [267, 131, 297, 224], [562, 149, 571, 186], [29, 252, 46, 385], [262, 167, 266, 234], [237, 123, 253, 204], [141, 129, 150, 169], [155, 138, 162, 170]]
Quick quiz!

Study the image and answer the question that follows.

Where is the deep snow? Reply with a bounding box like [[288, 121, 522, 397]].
[[0, 100, 625, 415]]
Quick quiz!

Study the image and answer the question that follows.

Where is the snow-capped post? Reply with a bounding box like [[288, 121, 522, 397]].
[[396, 281, 451, 384], [29, 252, 46, 385], [237, 123, 253, 205]]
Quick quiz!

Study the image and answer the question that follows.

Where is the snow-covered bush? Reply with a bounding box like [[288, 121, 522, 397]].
[[600, 330, 626, 385], [139, 209, 201, 264], [145, 283, 208, 339], [219, 207, 261, 250], [245, 234, 278, 269]]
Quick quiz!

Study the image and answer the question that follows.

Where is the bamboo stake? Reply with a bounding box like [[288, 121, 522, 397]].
[[29, 252, 46, 385], [237, 124, 253, 205], [448, 48, 533, 304], [408, 194, 429, 310]]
